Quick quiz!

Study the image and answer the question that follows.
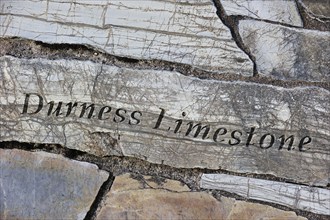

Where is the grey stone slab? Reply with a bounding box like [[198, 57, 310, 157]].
[[239, 20, 330, 82], [0, 0, 253, 75], [0, 148, 109, 220], [0, 56, 329, 186], [221, 0, 303, 26], [201, 174, 330, 215]]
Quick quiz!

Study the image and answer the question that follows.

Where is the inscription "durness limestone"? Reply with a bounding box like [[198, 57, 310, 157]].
[[1, 56, 329, 186], [22, 93, 312, 152]]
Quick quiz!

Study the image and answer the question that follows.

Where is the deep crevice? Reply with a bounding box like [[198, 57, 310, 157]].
[[33, 40, 140, 64], [1, 37, 329, 90], [211, 0, 258, 76], [84, 174, 115, 220], [0, 141, 87, 161], [294, 0, 308, 28]]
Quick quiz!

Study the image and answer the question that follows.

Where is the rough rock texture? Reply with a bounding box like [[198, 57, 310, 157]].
[[0, 0, 329, 218], [226, 201, 307, 220], [0, 0, 253, 74], [239, 20, 330, 82], [201, 174, 330, 215], [1, 55, 329, 186], [95, 173, 307, 220], [0, 148, 109, 220], [301, 0, 330, 18], [221, 0, 303, 26]]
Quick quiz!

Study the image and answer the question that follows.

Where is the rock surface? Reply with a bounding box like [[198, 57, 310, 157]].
[[1, 56, 329, 186], [201, 174, 330, 215], [239, 20, 330, 82], [0, 0, 253, 74], [0, 0, 329, 218], [221, 0, 303, 26], [0, 148, 109, 220], [96, 173, 306, 220], [301, 0, 330, 18]]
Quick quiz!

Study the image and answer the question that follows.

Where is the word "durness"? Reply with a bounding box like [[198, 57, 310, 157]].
[[21, 93, 312, 151]]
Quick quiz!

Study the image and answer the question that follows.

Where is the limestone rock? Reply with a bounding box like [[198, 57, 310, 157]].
[[1, 56, 329, 186], [301, 0, 330, 18], [227, 201, 307, 220], [96, 173, 306, 220], [0, 0, 253, 74], [201, 174, 330, 215], [108, 173, 190, 193], [221, 0, 303, 26], [239, 20, 330, 82], [0, 148, 109, 220]]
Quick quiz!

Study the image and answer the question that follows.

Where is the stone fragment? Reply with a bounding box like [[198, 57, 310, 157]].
[[227, 201, 307, 220], [0, 56, 329, 186], [221, 0, 303, 26], [0, 148, 109, 220], [301, 0, 330, 18], [96, 173, 306, 220], [201, 174, 330, 215], [0, 0, 253, 75], [239, 20, 330, 82]]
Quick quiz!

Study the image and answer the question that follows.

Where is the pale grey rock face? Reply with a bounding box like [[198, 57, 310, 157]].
[[0, 148, 109, 220], [221, 0, 303, 26], [0, 0, 253, 75], [200, 174, 330, 215], [1, 56, 329, 186], [301, 0, 330, 18], [239, 20, 330, 82]]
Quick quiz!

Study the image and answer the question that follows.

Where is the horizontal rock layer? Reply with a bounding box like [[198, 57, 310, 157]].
[[0, 0, 253, 74], [0, 56, 329, 186], [201, 174, 330, 215], [0, 148, 109, 220], [96, 173, 307, 220], [221, 0, 302, 26], [239, 20, 330, 82]]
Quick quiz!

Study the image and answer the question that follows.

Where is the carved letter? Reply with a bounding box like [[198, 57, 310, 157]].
[[47, 101, 63, 116], [246, 127, 256, 147], [174, 112, 186, 133], [260, 133, 275, 149], [185, 122, 210, 139], [21, 93, 43, 115], [129, 111, 142, 125], [298, 136, 312, 152], [229, 130, 242, 146], [66, 102, 78, 117], [213, 127, 227, 143], [98, 106, 111, 120], [80, 103, 95, 118], [114, 108, 127, 123], [278, 135, 294, 151], [153, 108, 165, 129]]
